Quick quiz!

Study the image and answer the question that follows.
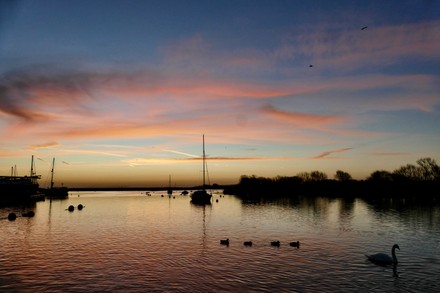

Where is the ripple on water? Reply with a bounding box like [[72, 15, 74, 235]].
[[0, 193, 439, 292]]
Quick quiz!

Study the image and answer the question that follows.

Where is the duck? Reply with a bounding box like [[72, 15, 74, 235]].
[[271, 241, 280, 247], [220, 238, 230, 245], [366, 244, 400, 265], [289, 241, 300, 248], [243, 241, 253, 246]]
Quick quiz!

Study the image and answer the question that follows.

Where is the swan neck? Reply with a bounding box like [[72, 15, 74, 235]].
[[392, 247, 398, 263]]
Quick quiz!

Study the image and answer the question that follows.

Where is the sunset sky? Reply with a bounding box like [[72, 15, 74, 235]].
[[1, 0, 439, 188]]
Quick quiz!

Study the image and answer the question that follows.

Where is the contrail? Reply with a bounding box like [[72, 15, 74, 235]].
[[37, 157, 49, 164]]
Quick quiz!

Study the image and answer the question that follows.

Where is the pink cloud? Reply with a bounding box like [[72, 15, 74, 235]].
[[162, 20, 440, 76], [1, 19, 438, 150]]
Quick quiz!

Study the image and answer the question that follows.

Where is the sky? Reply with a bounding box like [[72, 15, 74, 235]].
[[0, 0, 439, 188]]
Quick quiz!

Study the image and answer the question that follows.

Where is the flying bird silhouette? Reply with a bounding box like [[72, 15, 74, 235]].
[[309, 64, 313, 67], [361, 26, 368, 30]]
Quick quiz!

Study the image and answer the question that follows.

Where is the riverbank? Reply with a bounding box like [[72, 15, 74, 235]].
[[223, 177, 440, 202]]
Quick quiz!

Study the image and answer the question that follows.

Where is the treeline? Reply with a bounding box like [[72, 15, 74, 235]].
[[223, 157, 440, 201]]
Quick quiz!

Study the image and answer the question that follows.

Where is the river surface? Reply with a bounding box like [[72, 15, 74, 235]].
[[1, 191, 439, 292]]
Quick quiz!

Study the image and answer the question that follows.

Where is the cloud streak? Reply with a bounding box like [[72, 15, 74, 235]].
[[260, 104, 343, 127], [29, 141, 61, 150], [122, 156, 284, 167], [312, 148, 353, 159]]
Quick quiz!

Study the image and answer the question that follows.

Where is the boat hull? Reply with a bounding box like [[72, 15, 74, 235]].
[[0, 176, 40, 204], [44, 187, 69, 199], [191, 190, 212, 205]]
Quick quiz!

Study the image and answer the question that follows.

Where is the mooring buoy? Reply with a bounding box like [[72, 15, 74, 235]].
[[8, 213, 17, 221], [22, 211, 35, 217]]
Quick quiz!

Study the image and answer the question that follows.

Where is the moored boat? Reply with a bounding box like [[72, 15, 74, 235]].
[[0, 156, 41, 204], [191, 135, 212, 205]]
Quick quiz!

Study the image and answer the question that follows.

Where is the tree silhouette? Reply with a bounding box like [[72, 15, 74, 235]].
[[224, 157, 440, 201], [296, 172, 311, 181], [417, 157, 440, 180], [368, 170, 393, 181], [335, 170, 352, 181], [393, 164, 421, 180], [310, 170, 328, 181]]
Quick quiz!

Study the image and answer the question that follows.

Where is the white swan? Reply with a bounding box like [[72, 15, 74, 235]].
[[366, 244, 400, 265]]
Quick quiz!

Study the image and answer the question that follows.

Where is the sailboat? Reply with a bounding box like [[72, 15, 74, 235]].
[[191, 135, 212, 205], [44, 158, 68, 199]]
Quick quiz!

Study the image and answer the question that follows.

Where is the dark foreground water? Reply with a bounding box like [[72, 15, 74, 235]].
[[1, 191, 439, 292]]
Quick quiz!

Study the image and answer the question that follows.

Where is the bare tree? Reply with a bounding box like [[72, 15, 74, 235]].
[[310, 170, 328, 181], [297, 172, 311, 181], [416, 157, 440, 180], [393, 164, 422, 180]]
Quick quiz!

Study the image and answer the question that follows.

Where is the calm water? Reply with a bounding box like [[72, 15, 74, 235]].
[[1, 191, 439, 292]]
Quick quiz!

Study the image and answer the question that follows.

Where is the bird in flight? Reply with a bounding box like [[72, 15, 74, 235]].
[[361, 26, 368, 30], [309, 64, 313, 68]]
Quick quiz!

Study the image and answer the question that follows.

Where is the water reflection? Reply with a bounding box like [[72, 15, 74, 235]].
[[393, 264, 399, 278], [190, 203, 212, 252], [1, 192, 439, 292]]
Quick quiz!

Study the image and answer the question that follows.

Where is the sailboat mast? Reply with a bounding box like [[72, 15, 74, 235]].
[[30, 155, 34, 177], [202, 134, 205, 189], [50, 158, 55, 189]]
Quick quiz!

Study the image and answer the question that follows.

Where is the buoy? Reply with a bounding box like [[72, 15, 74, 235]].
[[216, 199, 219, 203], [22, 211, 35, 217], [68, 205, 75, 212], [8, 213, 17, 221], [271, 241, 280, 247], [77, 204, 84, 210]]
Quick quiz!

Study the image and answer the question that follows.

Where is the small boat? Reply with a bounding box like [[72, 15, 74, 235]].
[[191, 135, 212, 205]]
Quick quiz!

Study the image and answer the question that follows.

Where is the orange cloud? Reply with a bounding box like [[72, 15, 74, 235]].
[[260, 104, 343, 127], [28, 141, 61, 150]]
